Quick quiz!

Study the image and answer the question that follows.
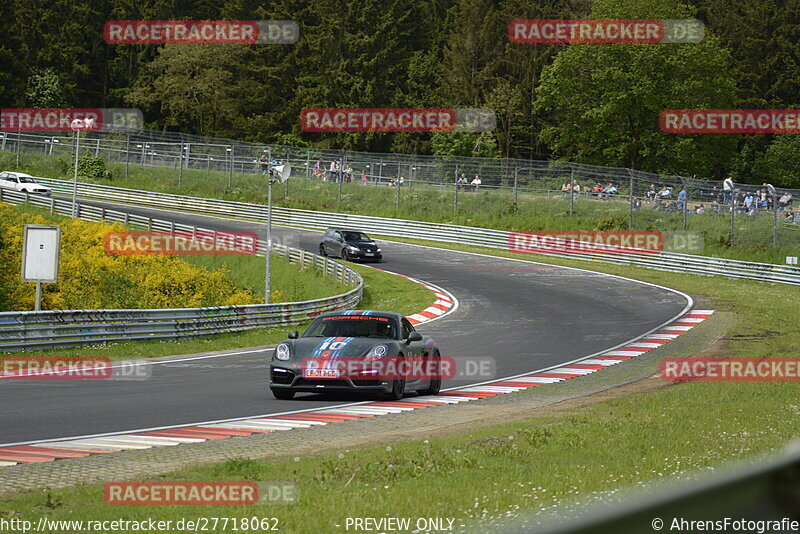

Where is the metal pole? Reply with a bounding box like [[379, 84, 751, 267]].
[[628, 170, 634, 229], [228, 145, 234, 189], [72, 130, 80, 219], [513, 164, 519, 214], [125, 133, 130, 178], [730, 189, 737, 246], [34, 281, 42, 311], [338, 153, 344, 203], [570, 168, 575, 218], [773, 191, 779, 245], [454, 165, 459, 211], [682, 182, 688, 231], [265, 176, 273, 304], [16, 130, 21, 167], [396, 162, 401, 208], [178, 143, 184, 186]]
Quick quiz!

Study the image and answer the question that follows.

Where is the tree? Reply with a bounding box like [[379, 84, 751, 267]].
[[535, 0, 739, 176], [26, 69, 67, 108], [762, 135, 800, 188]]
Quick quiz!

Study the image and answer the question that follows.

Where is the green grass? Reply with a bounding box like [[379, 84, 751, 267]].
[[4, 148, 799, 264], [1, 241, 798, 531]]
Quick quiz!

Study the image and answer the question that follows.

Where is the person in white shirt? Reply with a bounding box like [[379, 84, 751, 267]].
[[471, 175, 482, 192], [722, 176, 734, 205]]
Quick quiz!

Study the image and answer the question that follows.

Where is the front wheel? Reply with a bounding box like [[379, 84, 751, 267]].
[[419, 351, 442, 396], [319, 244, 327, 256], [271, 389, 295, 400], [341, 249, 349, 262], [384, 356, 406, 401]]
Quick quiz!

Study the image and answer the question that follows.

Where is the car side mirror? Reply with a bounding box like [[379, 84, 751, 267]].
[[406, 332, 422, 344], [288, 330, 299, 339]]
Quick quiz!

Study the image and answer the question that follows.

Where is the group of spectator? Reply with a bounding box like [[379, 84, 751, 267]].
[[311, 158, 361, 183], [456, 173, 482, 192]]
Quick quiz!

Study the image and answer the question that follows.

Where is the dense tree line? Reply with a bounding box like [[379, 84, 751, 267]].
[[1, 0, 799, 185]]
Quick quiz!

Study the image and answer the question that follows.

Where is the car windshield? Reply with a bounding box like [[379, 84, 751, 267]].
[[342, 231, 370, 242], [303, 316, 396, 339], [17, 176, 37, 183]]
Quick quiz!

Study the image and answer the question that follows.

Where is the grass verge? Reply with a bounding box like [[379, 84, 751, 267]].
[[1, 241, 797, 532]]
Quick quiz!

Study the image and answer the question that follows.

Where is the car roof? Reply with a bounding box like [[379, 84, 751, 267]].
[[326, 228, 370, 234], [317, 310, 403, 320], [2, 171, 33, 177]]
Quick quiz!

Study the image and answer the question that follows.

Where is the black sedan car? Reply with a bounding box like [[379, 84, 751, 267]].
[[319, 228, 382, 262], [270, 311, 442, 400]]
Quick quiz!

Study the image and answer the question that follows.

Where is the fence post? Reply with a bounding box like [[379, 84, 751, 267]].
[[628, 169, 634, 229], [730, 190, 737, 245], [228, 144, 234, 189], [773, 191, 779, 245], [454, 165, 459, 211], [16, 131, 21, 167], [178, 143, 184, 187], [513, 164, 519, 214], [125, 133, 130, 178], [682, 179, 688, 231], [570, 168, 575, 217], [396, 161, 401, 209], [338, 152, 344, 203]]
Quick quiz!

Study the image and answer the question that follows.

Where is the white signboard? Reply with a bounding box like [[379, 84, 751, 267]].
[[21, 225, 61, 283]]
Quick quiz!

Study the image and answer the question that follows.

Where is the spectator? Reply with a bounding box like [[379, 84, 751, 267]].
[[677, 187, 687, 211], [329, 159, 337, 181], [632, 197, 642, 210], [646, 184, 657, 204], [561, 181, 571, 198], [361, 168, 367, 185], [779, 192, 793, 210], [709, 185, 721, 202], [398, 176, 405, 187], [758, 189, 769, 210], [722, 176, 734, 205], [744, 192, 754, 214], [388, 175, 396, 187], [711, 200, 720, 214], [603, 183, 618, 199], [695, 204, 705, 214], [591, 182, 604, 198], [572, 180, 581, 199], [785, 208, 796, 222], [259, 153, 270, 175], [312, 158, 323, 180], [456, 173, 467, 191], [471, 175, 482, 192]]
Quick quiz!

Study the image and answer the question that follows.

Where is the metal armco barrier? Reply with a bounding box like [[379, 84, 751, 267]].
[[0, 189, 362, 352], [32, 177, 800, 287]]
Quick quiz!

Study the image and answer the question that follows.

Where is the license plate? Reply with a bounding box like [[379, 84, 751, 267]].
[[303, 368, 340, 379], [364, 253, 374, 256]]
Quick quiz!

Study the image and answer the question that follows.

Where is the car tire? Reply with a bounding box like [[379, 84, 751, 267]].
[[419, 351, 442, 396], [385, 356, 405, 401], [319, 244, 327, 256], [341, 249, 349, 262], [271, 389, 295, 400]]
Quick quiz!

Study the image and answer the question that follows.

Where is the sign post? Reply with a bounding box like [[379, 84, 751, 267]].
[[21, 225, 61, 311], [265, 159, 291, 304], [70, 117, 96, 219]]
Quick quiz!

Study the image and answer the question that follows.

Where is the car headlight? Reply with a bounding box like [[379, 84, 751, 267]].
[[375, 248, 381, 252], [275, 343, 291, 360], [347, 245, 360, 252], [365, 344, 388, 359]]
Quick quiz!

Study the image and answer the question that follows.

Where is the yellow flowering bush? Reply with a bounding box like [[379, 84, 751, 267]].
[[0, 204, 257, 311]]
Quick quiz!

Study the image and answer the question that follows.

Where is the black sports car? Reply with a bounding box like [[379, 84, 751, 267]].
[[270, 311, 442, 400], [319, 228, 382, 262]]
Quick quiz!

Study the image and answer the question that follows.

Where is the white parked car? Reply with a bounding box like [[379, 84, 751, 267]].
[[0, 171, 52, 196]]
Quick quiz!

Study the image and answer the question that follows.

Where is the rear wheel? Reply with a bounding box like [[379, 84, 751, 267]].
[[271, 389, 295, 400], [341, 249, 349, 262], [419, 351, 442, 396], [319, 244, 326, 256]]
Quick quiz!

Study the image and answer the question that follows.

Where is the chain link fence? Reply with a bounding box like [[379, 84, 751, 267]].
[[2, 129, 799, 254]]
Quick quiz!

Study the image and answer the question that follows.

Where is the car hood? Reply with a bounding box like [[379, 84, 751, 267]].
[[345, 240, 379, 251], [289, 337, 392, 359]]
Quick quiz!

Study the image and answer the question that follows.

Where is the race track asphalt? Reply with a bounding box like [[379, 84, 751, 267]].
[[0, 199, 690, 444]]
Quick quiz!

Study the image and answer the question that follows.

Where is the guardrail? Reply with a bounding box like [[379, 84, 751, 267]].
[[29, 177, 800, 287], [0, 189, 363, 352]]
